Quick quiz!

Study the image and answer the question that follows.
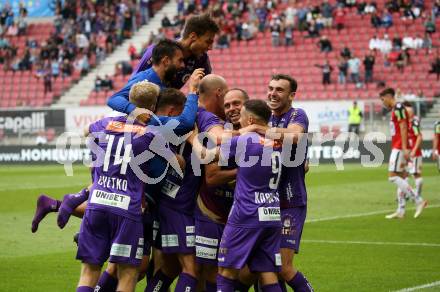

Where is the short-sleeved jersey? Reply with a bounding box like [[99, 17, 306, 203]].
[[408, 116, 422, 156], [196, 164, 236, 224], [158, 107, 224, 215], [221, 133, 282, 228], [133, 44, 212, 89], [390, 102, 409, 150], [435, 121, 440, 153], [269, 107, 309, 208], [87, 116, 171, 221]]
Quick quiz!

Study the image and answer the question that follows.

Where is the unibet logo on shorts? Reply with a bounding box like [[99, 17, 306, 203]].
[[90, 189, 130, 210], [258, 207, 281, 221]]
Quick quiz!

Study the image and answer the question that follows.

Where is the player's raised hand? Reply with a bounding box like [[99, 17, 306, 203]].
[[130, 107, 151, 124], [188, 68, 205, 93]]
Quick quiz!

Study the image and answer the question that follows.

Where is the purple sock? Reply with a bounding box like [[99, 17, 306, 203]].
[[216, 274, 235, 292], [145, 269, 174, 292], [234, 280, 251, 292], [76, 286, 94, 292], [279, 280, 287, 292], [31, 194, 61, 233], [205, 281, 217, 292], [175, 272, 197, 292], [95, 271, 118, 292], [261, 283, 282, 292], [287, 272, 314, 292], [57, 188, 89, 229]]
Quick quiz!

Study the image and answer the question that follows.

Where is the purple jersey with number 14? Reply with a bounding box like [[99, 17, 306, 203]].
[[269, 107, 309, 208], [87, 116, 170, 221], [220, 133, 282, 227]]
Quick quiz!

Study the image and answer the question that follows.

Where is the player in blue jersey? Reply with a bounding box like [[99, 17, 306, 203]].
[[145, 74, 228, 292], [75, 80, 184, 292], [133, 14, 219, 89]]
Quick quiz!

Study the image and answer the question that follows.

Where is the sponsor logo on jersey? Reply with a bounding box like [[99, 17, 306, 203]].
[[90, 189, 130, 210], [258, 207, 281, 221]]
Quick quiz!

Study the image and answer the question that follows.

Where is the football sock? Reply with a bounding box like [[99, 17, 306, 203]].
[[95, 271, 118, 292], [388, 176, 416, 202], [57, 188, 89, 229], [287, 271, 314, 292], [175, 272, 197, 292], [216, 274, 235, 292], [261, 283, 282, 292], [396, 187, 406, 213], [144, 269, 174, 292], [31, 194, 61, 233]]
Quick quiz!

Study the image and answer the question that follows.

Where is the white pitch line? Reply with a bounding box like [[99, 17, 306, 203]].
[[303, 239, 440, 248], [391, 280, 440, 292], [306, 204, 440, 223]]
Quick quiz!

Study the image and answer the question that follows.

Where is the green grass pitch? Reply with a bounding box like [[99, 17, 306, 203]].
[[0, 163, 439, 292]]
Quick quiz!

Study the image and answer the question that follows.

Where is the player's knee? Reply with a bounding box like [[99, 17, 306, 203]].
[[178, 253, 198, 276]]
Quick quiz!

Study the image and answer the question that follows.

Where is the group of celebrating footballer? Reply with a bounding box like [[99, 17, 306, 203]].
[[31, 14, 314, 292]]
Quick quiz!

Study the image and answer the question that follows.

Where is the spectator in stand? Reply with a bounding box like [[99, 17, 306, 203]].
[[140, 0, 150, 25], [128, 43, 137, 61], [364, 2, 377, 14], [424, 17, 436, 35], [363, 51, 375, 83], [369, 34, 381, 51], [317, 35, 333, 53], [422, 33, 433, 54], [428, 52, 440, 80], [321, 0, 334, 28], [61, 59, 73, 77], [43, 68, 52, 94], [270, 16, 282, 46], [433, 0, 440, 18], [94, 76, 102, 92], [74, 53, 90, 76], [51, 58, 60, 78], [396, 48, 410, 72], [334, 7, 346, 31], [348, 55, 361, 84], [162, 14, 172, 27], [216, 32, 230, 49], [315, 60, 334, 85], [382, 9, 393, 28], [284, 24, 294, 47], [379, 34, 393, 55], [338, 57, 348, 84], [102, 75, 114, 91], [392, 35, 402, 50]]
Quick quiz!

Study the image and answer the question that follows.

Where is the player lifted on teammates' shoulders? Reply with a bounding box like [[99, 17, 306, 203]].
[[379, 88, 427, 219]]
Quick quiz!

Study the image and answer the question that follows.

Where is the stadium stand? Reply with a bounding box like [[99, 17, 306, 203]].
[[0, 0, 168, 108], [79, 0, 439, 112]]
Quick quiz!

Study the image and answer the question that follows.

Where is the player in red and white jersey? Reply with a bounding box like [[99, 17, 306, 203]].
[[433, 120, 440, 171], [379, 88, 427, 219]]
